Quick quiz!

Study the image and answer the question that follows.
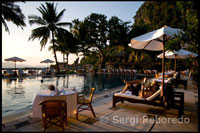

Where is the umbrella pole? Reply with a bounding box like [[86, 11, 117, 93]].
[[174, 55, 176, 72], [161, 35, 166, 98], [15, 61, 17, 76]]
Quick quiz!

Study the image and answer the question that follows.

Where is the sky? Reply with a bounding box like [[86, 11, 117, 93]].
[[2, 1, 144, 68]]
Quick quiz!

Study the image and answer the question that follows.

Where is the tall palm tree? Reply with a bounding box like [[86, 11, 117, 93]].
[[28, 2, 71, 73], [2, 2, 26, 34]]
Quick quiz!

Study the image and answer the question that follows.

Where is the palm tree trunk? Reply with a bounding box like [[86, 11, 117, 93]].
[[66, 52, 69, 71], [63, 53, 65, 62], [52, 31, 60, 74], [63, 53, 67, 71]]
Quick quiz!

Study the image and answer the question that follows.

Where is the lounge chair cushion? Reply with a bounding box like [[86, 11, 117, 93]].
[[146, 87, 161, 101], [114, 91, 145, 101], [115, 85, 162, 102]]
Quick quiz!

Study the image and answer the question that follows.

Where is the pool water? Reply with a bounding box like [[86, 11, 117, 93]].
[[2, 74, 145, 116]]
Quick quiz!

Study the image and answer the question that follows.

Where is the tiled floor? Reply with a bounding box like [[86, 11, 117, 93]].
[[2, 76, 198, 132]]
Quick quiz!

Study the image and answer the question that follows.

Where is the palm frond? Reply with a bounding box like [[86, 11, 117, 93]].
[[28, 15, 47, 26], [2, 16, 10, 34], [56, 22, 72, 27], [40, 34, 50, 50], [36, 3, 47, 18], [2, 2, 26, 30], [28, 27, 50, 50], [54, 9, 65, 22]]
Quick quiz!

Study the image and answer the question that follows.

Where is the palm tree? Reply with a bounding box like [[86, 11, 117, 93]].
[[28, 2, 71, 73], [2, 2, 26, 34], [49, 30, 79, 71]]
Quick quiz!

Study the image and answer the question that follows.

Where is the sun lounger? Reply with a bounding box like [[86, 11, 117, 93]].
[[113, 83, 184, 118], [6, 69, 16, 77], [124, 69, 130, 75], [115, 69, 119, 74], [127, 69, 132, 74], [113, 86, 163, 107], [49, 69, 56, 75], [40, 68, 50, 75], [144, 70, 151, 75], [108, 68, 114, 73], [171, 72, 187, 90], [132, 69, 137, 74], [18, 69, 27, 76], [101, 69, 107, 73], [119, 68, 124, 74], [152, 70, 157, 74]]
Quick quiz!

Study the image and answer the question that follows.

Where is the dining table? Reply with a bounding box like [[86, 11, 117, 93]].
[[32, 88, 78, 118]]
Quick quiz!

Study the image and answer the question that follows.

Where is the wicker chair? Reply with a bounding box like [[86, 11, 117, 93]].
[[76, 88, 96, 120], [39, 100, 67, 132]]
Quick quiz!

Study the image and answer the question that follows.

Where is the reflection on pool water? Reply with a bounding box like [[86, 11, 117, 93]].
[[2, 74, 145, 117]]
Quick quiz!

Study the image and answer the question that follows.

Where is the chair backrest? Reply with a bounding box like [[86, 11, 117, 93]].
[[88, 88, 95, 102], [39, 100, 67, 117]]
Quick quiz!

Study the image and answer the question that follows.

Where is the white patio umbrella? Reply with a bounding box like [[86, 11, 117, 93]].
[[128, 25, 182, 97], [157, 48, 198, 72], [5, 56, 26, 73], [40, 59, 54, 68]]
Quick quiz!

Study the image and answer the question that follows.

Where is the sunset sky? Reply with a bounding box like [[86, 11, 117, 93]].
[[2, 1, 143, 68]]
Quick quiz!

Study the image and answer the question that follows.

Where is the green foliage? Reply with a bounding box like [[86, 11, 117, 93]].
[[176, 1, 198, 53], [108, 16, 130, 46], [71, 13, 130, 68], [2, 2, 26, 34], [80, 52, 99, 65], [134, 1, 183, 30]]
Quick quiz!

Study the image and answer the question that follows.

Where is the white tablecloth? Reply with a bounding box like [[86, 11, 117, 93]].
[[32, 89, 77, 118]]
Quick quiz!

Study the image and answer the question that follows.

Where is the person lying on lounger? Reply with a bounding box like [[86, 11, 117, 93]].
[[120, 79, 142, 96], [121, 78, 159, 98], [139, 80, 160, 98], [48, 85, 56, 91]]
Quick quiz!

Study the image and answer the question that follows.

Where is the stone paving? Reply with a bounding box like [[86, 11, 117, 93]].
[[2, 76, 198, 132]]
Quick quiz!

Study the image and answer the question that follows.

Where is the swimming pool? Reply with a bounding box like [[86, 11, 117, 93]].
[[2, 74, 145, 116]]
